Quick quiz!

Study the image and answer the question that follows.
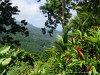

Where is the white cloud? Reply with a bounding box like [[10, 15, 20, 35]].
[[11, 0, 48, 29], [12, 0, 39, 21], [11, 0, 62, 31]]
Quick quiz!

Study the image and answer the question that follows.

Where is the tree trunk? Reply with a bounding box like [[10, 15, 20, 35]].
[[61, 0, 66, 33], [61, 0, 68, 44]]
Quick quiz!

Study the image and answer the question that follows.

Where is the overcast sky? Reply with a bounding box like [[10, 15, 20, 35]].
[[12, 0, 76, 31], [12, 0, 47, 28]]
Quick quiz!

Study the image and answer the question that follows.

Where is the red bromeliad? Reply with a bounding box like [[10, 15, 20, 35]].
[[65, 56, 70, 62], [85, 65, 91, 72], [65, 57, 69, 62], [76, 46, 83, 60], [76, 46, 80, 51], [77, 51, 84, 60], [83, 65, 92, 75], [79, 47, 82, 51], [76, 46, 82, 51]]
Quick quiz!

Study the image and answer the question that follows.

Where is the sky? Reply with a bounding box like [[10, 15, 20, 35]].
[[12, 0, 76, 31]]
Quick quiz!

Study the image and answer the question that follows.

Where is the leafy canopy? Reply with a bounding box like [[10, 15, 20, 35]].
[[0, 0, 29, 47]]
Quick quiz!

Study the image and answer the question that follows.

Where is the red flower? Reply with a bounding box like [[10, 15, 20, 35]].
[[76, 46, 80, 51], [66, 57, 69, 62], [83, 65, 92, 75], [76, 46, 83, 60], [65, 56, 70, 62], [76, 46, 82, 51], [77, 51, 84, 60], [79, 47, 82, 51], [85, 66, 91, 72]]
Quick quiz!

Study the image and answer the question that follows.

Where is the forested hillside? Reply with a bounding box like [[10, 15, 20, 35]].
[[14, 24, 62, 54], [1, 0, 100, 75]]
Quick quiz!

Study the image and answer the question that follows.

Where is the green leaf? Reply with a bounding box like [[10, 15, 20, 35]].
[[71, 59, 78, 62], [59, 63, 63, 69], [0, 46, 10, 54], [2, 58, 12, 66], [0, 58, 5, 63], [73, 30, 82, 36], [79, 60, 85, 68], [88, 70, 92, 75], [84, 32, 87, 37], [88, 36, 97, 43], [67, 61, 77, 67], [75, 6, 82, 10], [92, 66, 98, 75]]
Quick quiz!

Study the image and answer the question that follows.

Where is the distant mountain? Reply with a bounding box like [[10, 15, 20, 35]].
[[15, 24, 62, 55]]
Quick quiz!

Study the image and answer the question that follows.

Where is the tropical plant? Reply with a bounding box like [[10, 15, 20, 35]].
[[30, 1, 100, 75], [0, 46, 34, 75], [31, 27, 100, 75], [40, 0, 72, 34]]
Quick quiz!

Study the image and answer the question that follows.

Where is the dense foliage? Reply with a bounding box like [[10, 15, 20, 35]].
[[0, 0, 100, 75], [31, 28, 100, 75], [0, 46, 34, 75], [30, 0, 100, 75], [0, 0, 28, 47]]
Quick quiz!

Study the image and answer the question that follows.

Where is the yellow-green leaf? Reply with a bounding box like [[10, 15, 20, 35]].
[[2, 58, 11, 66]]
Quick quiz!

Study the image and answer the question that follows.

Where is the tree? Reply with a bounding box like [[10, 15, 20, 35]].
[[69, 0, 100, 33], [38, 0, 72, 52], [40, 0, 72, 43], [0, 0, 29, 47], [40, 0, 100, 42]]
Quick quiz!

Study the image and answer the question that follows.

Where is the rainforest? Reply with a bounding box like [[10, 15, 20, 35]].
[[0, 0, 100, 75]]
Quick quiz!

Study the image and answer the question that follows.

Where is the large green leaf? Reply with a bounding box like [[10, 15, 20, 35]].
[[0, 46, 10, 54], [2, 58, 12, 66]]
